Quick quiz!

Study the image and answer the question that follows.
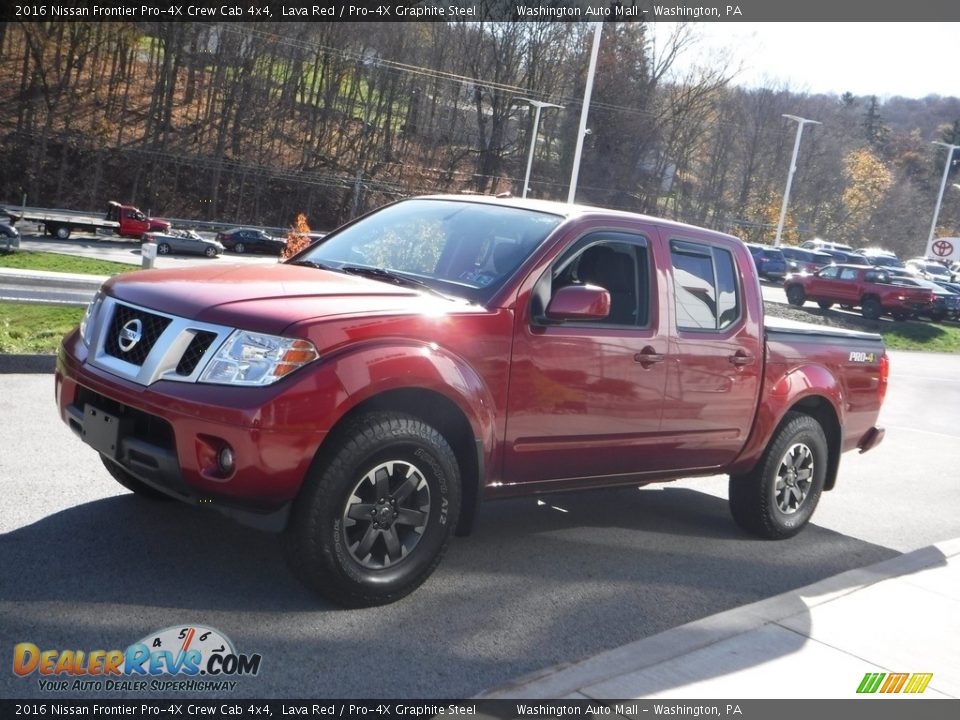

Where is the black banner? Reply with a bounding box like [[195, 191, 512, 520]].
[[5, 0, 960, 23]]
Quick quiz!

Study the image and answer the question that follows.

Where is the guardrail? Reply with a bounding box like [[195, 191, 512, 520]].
[[2, 203, 323, 238]]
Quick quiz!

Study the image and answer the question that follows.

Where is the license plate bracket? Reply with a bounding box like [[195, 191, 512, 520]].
[[82, 405, 128, 459]]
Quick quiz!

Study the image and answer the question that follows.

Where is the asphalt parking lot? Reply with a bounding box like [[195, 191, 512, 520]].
[[1, 351, 958, 699]]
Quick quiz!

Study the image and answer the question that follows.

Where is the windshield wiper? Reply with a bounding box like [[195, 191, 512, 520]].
[[340, 265, 444, 296], [290, 259, 338, 271]]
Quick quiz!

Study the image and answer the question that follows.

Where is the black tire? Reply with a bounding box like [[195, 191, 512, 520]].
[[284, 412, 461, 607], [100, 454, 173, 501], [157, 242, 171, 255], [817, 301, 833, 310], [786, 285, 806, 307], [728, 411, 828, 540], [233, 242, 245, 254], [861, 296, 882, 321], [204, 246, 217, 258]]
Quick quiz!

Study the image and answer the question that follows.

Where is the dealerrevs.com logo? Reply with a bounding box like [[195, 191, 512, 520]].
[[13, 625, 262, 693]]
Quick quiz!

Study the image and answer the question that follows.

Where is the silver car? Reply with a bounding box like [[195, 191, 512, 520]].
[[145, 229, 224, 258]]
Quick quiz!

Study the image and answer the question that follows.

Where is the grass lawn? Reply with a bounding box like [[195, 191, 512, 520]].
[[0, 302, 84, 354], [0, 250, 133, 276]]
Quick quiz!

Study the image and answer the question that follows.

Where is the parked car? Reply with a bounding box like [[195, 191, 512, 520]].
[[824, 249, 871, 266], [784, 264, 934, 320], [0, 222, 19, 251], [801, 238, 854, 252], [57, 194, 888, 607], [143, 229, 224, 258], [745, 243, 788, 280], [905, 257, 952, 282], [780, 246, 833, 274], [856, 248, 904, 269], [892, 276, 960, 322], [216, 228, 286, 255]]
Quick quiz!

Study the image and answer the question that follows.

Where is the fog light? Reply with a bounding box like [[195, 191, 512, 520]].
[[218, 446, 235, 474]]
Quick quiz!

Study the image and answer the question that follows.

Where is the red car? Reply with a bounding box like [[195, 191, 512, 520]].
[[56, 196, 888, 606]]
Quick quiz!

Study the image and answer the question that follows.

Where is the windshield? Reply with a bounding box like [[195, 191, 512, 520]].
[[295, 199, 564, 302]]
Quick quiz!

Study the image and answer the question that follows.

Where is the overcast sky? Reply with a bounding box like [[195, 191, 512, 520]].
[[656, 23, 958, 99]]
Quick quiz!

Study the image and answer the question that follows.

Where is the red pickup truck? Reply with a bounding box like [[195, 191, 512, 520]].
[[784, 264, 934, 320], [56, 196, 888, 607]]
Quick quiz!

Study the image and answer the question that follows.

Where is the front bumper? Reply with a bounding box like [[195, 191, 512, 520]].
[[56, 330, 334, 531]]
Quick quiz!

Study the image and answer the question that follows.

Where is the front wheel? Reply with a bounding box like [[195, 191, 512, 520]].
[[728, 411, 827, 539], [284, 413, 461, 607], [204, 246, 217, 258], [786, 285, 806, 307]]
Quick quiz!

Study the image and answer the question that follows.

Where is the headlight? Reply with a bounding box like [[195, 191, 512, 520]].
[[198, 331, 319, 386], [79, 291, 105, 347]]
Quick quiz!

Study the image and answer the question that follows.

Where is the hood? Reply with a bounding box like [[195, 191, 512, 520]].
[[103, 263, 462, 335]]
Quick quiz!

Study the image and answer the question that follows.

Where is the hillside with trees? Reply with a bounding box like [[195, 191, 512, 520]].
[[1, 20, 958, 258]]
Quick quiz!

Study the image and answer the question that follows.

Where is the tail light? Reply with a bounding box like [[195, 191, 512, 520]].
[[878, 352, 890, 405]]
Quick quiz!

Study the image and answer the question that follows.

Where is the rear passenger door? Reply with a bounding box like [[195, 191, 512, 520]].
[[661, 237, 762, 471]]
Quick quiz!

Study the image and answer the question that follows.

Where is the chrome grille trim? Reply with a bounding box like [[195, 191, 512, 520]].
[[89, 297, 234, 386]]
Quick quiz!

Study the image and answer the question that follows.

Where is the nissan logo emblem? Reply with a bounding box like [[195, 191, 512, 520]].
[[118, 318, 143, 353]]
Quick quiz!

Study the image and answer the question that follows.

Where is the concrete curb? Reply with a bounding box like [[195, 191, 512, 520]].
[[0, 354, 56, 374], [477, 537, 960, 699]]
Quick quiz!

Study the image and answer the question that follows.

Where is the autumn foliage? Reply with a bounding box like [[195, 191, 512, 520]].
[[281, 214, 313, 260]]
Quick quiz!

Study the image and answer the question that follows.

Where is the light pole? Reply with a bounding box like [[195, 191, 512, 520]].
[[773, 114, 821, 247], [518, 98, 564, 198], [568, 22, 603, 204], [925, 142, 960, 252]]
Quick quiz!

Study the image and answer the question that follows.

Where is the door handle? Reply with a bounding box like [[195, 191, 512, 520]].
[[729, 351, 755, 367], [634, 347, 665, 367]]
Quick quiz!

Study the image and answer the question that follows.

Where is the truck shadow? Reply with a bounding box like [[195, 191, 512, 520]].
[[0, 487, 899, 698]]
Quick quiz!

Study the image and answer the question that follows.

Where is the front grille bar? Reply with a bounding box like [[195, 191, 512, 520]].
[[88, 298, 233, 386]]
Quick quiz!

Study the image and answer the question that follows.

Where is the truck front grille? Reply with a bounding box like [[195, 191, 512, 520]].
[[104, 304, 172, 366], [89, 298, 232, 386]]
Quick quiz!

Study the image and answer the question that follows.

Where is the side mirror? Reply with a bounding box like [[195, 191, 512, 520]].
[[546, 284, 611, 321]]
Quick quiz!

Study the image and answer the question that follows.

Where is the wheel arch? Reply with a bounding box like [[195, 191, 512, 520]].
[[730, 366, 843, 490], [315, 387, 483, 537]]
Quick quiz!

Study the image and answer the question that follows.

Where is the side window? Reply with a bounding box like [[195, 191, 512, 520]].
[[535, 233, 650, 327], [839, 268, 859, 281], [670, 240, 741, 331], [819, 266, 840, 279]]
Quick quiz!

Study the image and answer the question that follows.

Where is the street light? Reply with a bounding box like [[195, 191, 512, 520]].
[[518, 98, 564, 199], [773, 114, 821, 247], [926, 142, 960, 252], [568, 22, 603, 204]]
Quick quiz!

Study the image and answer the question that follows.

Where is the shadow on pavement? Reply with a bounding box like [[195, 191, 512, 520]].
[[0, 486, 899, 699]]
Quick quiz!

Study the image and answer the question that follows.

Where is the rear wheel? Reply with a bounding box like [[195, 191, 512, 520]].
[[861, 296, 882, 321], [729, 412, 827, 539], [817, 301, 833, 310], [234, 242, 245, 254], [284, 412, 461, 607], [157, 242, 171, 255], [100, 454, 173, 501], [786, 285, 806, 307]]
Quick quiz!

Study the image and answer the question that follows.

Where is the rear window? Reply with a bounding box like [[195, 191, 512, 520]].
[[670, 240, 740, 331]]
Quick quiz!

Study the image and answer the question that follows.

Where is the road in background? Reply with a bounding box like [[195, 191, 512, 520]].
[[0, 351, 956, 698]]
